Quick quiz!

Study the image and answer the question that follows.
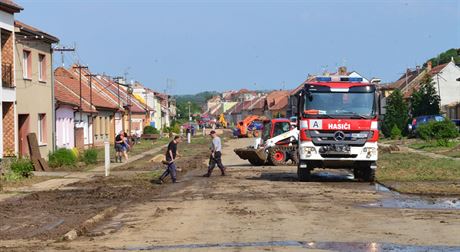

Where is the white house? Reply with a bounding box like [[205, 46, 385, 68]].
[[429, 59, 460, 117]]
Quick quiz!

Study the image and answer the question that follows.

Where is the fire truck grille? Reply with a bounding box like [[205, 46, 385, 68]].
[[309, 130, 370, 146]]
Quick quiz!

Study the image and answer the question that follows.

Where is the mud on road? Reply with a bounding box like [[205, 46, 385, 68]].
[[2, 136, 460, 251]]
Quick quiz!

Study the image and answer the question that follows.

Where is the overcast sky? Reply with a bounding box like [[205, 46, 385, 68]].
[[16, 0, 459, 94]]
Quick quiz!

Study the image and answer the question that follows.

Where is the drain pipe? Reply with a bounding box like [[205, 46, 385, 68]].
[[51, 47, 56, 152]]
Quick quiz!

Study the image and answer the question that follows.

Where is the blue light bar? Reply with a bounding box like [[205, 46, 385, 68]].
[[316, 77, 332, 82], [348, 77, 363, 82]]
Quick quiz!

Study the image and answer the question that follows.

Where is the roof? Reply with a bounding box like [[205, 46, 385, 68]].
[[248, 96, 266, 110], [0, 0, 22, 13], [55, 81, 96, 113], [55, 67, 119, 111], [430, 63, 449, 75], [267, 90, 289, 111], [15, 20, 59, 43]]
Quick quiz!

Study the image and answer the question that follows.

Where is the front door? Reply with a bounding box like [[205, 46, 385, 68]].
[[18, 114, 30, 157]]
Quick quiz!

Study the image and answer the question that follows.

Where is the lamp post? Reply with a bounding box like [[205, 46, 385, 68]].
[[188, 101, 192, 122]]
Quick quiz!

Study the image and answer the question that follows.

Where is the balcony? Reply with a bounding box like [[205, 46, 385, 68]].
[[2, 63, 13, 88]]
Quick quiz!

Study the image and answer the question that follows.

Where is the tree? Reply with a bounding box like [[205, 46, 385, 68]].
[[382, 89, 409, 137], [410, 74, 440, 117]]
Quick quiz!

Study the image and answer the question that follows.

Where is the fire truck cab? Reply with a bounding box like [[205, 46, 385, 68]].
[[296, 76, 380, 182]]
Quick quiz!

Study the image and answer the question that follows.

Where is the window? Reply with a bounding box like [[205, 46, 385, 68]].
[[38, 54, 46, 81], [23, 50, 31, 79], [38, 113, 47, 145]]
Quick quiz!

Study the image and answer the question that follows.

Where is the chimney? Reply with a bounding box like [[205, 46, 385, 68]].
[[416, 65, 420, 74], [406, 68, 411, 75], [338, 66, 347, 76], [427, 61, 432, 72]]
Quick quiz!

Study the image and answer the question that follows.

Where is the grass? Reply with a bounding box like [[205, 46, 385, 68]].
[[408, 140, 460, 152], [377, 152, 460, 182]]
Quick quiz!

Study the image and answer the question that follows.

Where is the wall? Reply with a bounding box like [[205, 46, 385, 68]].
[[433, 62, 460, 108], [75, 111, 92, 146], [15, 38, 53, 156], [56, 105, 74, 149]]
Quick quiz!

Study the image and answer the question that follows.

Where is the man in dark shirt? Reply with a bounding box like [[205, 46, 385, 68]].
[[114, 131, 124, 163], [159, 136, 181, 183]]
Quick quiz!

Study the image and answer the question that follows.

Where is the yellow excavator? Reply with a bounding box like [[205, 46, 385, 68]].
[[218, 114, 227, 128]]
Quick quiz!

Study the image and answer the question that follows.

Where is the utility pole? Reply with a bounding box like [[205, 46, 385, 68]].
[[53, 46, 75, 67], [85, 73, 97, 146], [72, 65, 88, 123]]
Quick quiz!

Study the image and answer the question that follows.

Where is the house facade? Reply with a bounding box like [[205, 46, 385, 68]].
[[14, 21, 58, 157], [0, 0, 22, 158]]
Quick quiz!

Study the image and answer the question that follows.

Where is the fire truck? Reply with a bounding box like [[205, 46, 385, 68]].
[[295, 76, 380, 182]]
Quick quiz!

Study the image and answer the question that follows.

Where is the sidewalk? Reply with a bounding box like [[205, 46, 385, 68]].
[[0, 143, 167, 202]]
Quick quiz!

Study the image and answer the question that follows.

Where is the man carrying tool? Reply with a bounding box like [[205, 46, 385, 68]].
[[203, 130, 226, 177], [159, 136, 181, 184]]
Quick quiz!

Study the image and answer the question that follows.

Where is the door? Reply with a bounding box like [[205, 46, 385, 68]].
[[18, 114, 30, 157], [75, 128, 84, 148]]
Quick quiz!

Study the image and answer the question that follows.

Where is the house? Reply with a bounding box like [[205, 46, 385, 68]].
[[428, 60, 460, 117], [55, 67, 120, 148], [14, 21, 58, 157], [266, 90, 289, 118], [0, 0, 22, 157]]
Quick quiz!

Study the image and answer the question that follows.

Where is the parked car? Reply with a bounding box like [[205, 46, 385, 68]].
[[408, 115, 445, 137]]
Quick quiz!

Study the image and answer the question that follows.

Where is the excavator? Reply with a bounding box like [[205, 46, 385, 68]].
[[218, 114, 227, 128], [234, 115, 266, 138], [234, 118, 299, 166]]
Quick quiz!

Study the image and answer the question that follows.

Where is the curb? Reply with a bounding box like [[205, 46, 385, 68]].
[[62, 206, 117, 241]]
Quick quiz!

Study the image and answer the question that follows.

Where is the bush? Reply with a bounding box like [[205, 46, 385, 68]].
[[143, 126, 159, 134], [48, 148, 77, 168], [9, 158, 34, 178], [81, 148, 98, 165], [390, 125, 402, 140], [417, 119, 459, 146]]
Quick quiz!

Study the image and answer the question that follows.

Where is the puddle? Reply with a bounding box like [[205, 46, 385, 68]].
[[365, 196, 460, 210], [374, 183, 394, 193], [115, 240, 460, 251]]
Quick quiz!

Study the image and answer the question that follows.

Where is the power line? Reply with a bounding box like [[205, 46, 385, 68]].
[[53, 46, 75, 67]]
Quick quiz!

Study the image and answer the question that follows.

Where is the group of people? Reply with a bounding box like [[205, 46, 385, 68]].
[[114, 131, 131, 163], [159, 130, 226, 184]]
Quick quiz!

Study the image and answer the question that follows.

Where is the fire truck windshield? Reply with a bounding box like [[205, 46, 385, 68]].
[[303, 91, 376, 118]]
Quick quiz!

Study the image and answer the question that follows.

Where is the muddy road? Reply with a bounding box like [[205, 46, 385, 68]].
[[2, 137, 460, 251]]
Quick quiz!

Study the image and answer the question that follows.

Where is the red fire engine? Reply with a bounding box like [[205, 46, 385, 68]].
[[296, 76, 380, 182]]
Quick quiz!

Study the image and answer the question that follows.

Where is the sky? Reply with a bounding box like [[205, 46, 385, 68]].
[[15, 0, 460, 95]]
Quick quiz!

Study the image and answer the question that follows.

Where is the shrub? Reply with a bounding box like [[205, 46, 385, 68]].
[[81, 148, 98, 165], [143, 126, 159, 134], [417, 119, 459, 146], [390, 125, 402, 140], [48, 148, 77, 168], [9, 158, 34, 178]]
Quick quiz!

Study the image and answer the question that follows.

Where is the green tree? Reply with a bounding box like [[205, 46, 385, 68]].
[[410, 74, 440, 117], [382, 89, 409, 137]]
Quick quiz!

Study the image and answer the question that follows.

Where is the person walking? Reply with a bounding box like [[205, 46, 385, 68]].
[[203, 130, 226, 177], [159, 136, 181, 183], [122, 131, 130, 161], [114, 131, 124, 163]]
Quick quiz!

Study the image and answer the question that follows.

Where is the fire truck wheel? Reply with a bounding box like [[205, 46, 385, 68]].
[[268, 148, 287, 166], [362, 165, 375, 182], [297, 165, 311, 182], [353, 168, 363, 181]]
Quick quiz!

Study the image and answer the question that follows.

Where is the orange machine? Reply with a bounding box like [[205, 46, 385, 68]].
[[236, 115, 264, 137]]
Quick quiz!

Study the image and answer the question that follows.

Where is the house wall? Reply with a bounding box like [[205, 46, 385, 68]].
[[75, 111, 92, 146], [56, 105, 74, 149], [433, 62, 460, 109], [0, 12, 16, 158], [15, 38, 53, 156], [114, 112, 123, 134], [93, 110, 114, 146]]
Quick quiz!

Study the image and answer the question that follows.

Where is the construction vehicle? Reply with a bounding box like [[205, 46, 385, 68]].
[[234, 118, 299, 166], [218, 114, 227, 128], [234, 115, 266, 138], [295, 76, 380, 182]]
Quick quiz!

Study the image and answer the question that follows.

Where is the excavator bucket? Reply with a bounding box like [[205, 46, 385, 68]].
[[234, 147, 267, 166]]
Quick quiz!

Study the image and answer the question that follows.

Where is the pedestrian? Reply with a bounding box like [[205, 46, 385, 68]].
[[122, 131, 130, 161], [159, 136, 182, 183], [191, 125, 195, 136], [114, 131, 124, 163], [203, 130, 226, 177]]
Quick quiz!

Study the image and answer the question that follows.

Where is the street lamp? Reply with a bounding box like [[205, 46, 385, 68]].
[[188, 101, 192, 122]]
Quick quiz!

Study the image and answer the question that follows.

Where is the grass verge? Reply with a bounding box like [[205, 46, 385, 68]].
[[377, 151, 460, 195]]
